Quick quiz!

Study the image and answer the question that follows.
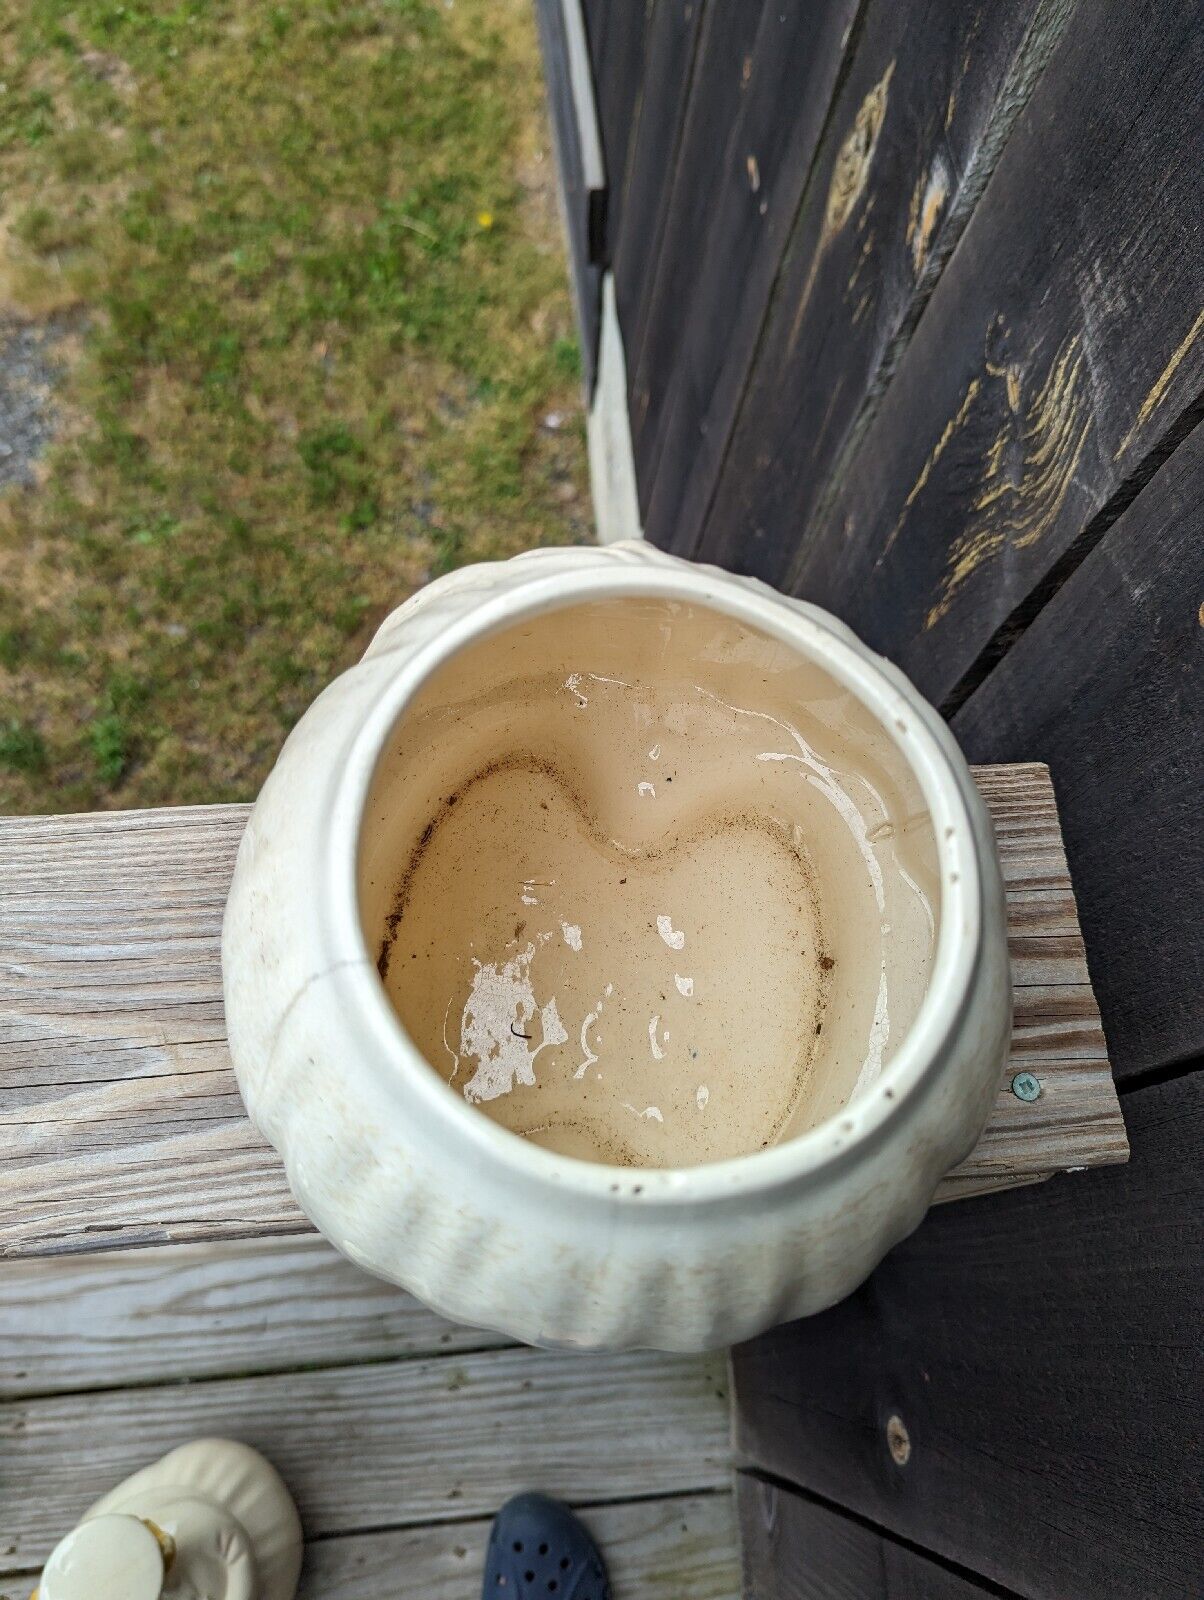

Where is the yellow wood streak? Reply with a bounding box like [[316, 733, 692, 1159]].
[[905, 158, 949, 276], [788, 62, 894, 351], [926, 334, 1093, 629], [881, 377, 982, 559], [824, 61, 895, 239], [1114, 304, 1204, 459]]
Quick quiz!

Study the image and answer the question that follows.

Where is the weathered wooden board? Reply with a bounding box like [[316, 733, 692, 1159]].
[[955, 422, 1204, 1078], [0, 1343, 730, 1573], [580, 0, 653, 262], [0, 766, 1126, 1259], [535, 0, 603, 385], [297, 1493, 739, 1600], [625, 0, 770, 481], [636, 0, 859, 540], [0, 1495, 739, 1600], [691, 0, 1072, 581], [736, 1475, 1005, 1599], [0, 1235, 514, 1399], [611, 0, 706, 365], [731, 1071, 1204, 1600], [779, 0, 1204, 708]]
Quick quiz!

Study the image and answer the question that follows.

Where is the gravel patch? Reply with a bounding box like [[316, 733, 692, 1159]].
[[0, 314, 78, 489]]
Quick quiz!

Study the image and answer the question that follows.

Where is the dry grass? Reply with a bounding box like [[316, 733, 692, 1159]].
[[0, 0, 588, 812]]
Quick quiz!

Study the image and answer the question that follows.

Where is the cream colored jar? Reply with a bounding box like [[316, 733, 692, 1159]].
[[222, 544, 1011, 1351]]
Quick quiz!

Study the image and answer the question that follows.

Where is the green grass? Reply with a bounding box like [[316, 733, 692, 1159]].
[[0, 0, 588, 813]]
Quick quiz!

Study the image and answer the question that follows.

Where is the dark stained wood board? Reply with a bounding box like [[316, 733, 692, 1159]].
[[0, 769, 1126, 1259], [778, 0, 1204, 708], [635, 0, 859, 534], [731, 1070, 1204, 1600], [954, 420, 1204, 1078], [625, 0, 771, 480], [535, 0, 603, 386], [611, 0, 707, 366], [737, 1475, 1013, 1599], [690, 0, 1072, 581], [580, 0, 654, 263]]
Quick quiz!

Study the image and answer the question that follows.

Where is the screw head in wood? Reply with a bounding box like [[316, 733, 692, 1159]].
[[885, 1414, 911, 1466], [1011, 1071, 1042, 1102]]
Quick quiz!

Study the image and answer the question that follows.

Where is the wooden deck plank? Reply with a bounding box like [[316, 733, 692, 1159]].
[[0, 1492, 739, 1600], [0, 765, 1125, 1259], [0, 1344, 731, 1573], [0, 1235, 513, 1400], [298, 1492, 739, 1600]]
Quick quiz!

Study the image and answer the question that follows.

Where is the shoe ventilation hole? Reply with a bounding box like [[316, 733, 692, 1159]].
[[538, 1543, 549, 1556], [513, 1541, 523, 1553], [559, 1557, 571, 1570], [525, 1572, 535, 1584], [548, 1582, 558, 1593]]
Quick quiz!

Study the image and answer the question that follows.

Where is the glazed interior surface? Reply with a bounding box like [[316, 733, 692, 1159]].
[[359, 597, 940, 1169]]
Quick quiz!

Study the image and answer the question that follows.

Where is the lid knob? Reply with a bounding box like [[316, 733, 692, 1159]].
[[37, 1514, 167, 1600]]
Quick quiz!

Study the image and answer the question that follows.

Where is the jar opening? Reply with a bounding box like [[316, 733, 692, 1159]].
[[357, 595, 941, 1171]]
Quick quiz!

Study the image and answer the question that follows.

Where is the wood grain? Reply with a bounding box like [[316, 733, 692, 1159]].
[[954, 422, 1204, 1078], [611, 0, 706, 366], [624, 0, 770, 480], [0, 1235, 514, 1399], [691, 0, 1070, 581], [780, 0, 1204, 707], [0, 1343, 731, 1573], [737, 1474, 1005, 1599], [0, 766, 1126, 1259], [579, 0, 653, 263], [731, 1071, 1204, 1600], [635, 0, 858, 537], [297, 1493, 739, 1600]]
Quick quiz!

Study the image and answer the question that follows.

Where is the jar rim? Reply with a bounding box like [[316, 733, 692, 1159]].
[[325, 552, 988, 1207]]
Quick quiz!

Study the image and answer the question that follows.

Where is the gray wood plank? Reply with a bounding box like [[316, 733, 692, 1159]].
[[299, 1492, 739, 1600], [954, 421, 1204, 1077], [779, 0, 1204, 709], [737, 1474, 1010, 1599], [0, 1344, 731, 1573], [0, 766, 1126, 1259], [0, 1494, 738, 1600], [0, 1235, 512, 1399], [731, 1070, 1204, 1600], [691, 0, 1071, 580]]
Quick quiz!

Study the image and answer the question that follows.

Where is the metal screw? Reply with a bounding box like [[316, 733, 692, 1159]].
[[1011, 1071, 1042, 1102], [885, 1414, 911, 1466]]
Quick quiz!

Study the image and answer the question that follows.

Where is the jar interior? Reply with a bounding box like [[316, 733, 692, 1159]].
[[359, 596, 940, 1169]]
